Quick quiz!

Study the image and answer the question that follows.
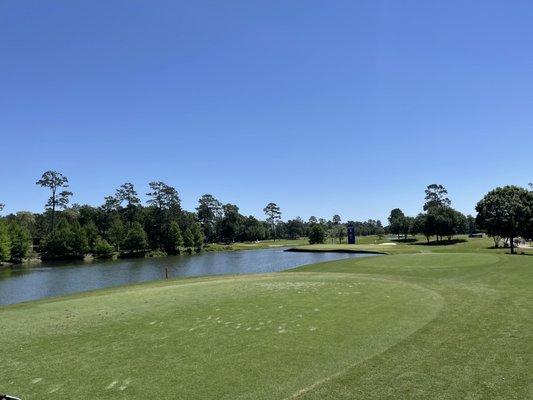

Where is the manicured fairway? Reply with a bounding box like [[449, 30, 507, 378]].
[[2, 240, 533, 399], [294, 252, 533, 399], [1, 272, 440, 399]]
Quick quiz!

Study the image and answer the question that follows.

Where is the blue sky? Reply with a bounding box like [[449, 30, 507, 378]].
[[1, 0, 532, 222]]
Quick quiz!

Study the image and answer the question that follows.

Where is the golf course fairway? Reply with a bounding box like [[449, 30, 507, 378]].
[[2, 247, 533, 399]]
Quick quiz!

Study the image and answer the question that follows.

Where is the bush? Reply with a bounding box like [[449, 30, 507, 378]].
[[93, 237, 115, 259], [146, 249, 167, 258]]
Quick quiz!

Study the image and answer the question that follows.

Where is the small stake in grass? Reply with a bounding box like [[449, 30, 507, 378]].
[[165, 267, 169, 279]]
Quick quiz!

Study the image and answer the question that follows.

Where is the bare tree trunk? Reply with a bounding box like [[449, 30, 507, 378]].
[[510, 237, 515, 254], [51, 187, 56, 232]]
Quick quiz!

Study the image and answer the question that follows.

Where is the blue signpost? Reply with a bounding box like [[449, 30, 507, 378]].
[[347, 225, 356, 244]]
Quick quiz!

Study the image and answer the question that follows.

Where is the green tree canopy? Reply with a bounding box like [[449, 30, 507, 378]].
[[424, 184, 451, 211], [182, 227, 194, 250], [93, 237, 115, 259], [36, 171, 72, 232], [163, 221, 183, 255], [191, 223, 205, 251], [388, 208, 407, 238], [8, 223, 31, 263], [116, 182, 141, 223], [122, 222, 149, 254], [308, 224, 326, 245], [40, 219, 88, 260], [0, 220, 12, 262], [218, 204, 243, 244], [196, 194, 223, 242], [476, 185, 533, 253], [263, 202, 282, 241]]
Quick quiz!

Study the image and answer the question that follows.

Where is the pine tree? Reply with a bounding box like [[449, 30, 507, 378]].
[[9, 223, 31, 262], [182, 227, 194, 251], [122, 222, 149, 254], [191, 223, 205, 252], [163, 221, 183, 254]]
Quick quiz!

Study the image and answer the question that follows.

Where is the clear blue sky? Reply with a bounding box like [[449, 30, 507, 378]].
[[1, 1, 532, 222]]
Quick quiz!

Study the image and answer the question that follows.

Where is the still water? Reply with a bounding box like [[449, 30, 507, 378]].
[[0, 248, 375, 306]]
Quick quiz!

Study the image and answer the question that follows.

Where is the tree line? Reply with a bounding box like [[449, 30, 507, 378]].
[[2, 173, 532, 263], [387, 184, 475, 243], [0, 171, 380, 263], [387, 183, 533, 254]]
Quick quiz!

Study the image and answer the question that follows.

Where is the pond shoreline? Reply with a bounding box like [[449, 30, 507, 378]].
[[3, 240, 309, 269], [0, 248, 371, 306], [285, 247, 386, 255]]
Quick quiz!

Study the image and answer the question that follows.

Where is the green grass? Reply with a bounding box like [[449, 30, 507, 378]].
[[205, 238, 309, 252], [1, 236, 533, 399], [292, 252, 533, 399], [296, 234, 533, 255]]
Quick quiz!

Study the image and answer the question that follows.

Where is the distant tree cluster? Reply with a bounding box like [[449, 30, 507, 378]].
[[304, 215, 385, 245], [3, 172, 531, 263], [1, 170, 392, 261], [385, 183, 533, 254], [347, 220, 385, 237], [387, 184, 471, 243]]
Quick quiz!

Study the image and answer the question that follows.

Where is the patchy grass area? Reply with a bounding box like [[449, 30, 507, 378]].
[[2, 237, 533, 399]]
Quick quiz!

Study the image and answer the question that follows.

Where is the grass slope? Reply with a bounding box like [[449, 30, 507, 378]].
[[1, 236, 533, 399]]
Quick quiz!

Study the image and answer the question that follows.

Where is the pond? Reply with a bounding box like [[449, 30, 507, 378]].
[[0, 248, 376, 306]]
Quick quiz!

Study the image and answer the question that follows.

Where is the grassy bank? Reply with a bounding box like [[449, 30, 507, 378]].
[[1, 236, 532, 399], [205, 238, 309, 252]]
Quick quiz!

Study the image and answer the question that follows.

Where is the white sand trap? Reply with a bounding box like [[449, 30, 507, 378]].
[[379, 242, 397, 246]]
